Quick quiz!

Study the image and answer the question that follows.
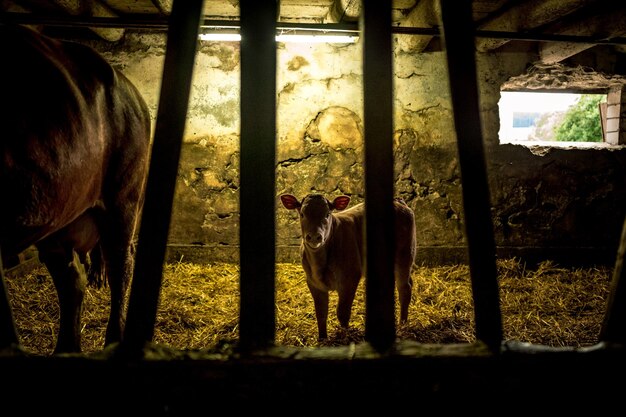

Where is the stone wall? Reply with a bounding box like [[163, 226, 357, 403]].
[[85, 31, 626, 266]]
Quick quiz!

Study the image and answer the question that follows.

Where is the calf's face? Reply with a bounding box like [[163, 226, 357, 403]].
[[280, 194, 351, 250]]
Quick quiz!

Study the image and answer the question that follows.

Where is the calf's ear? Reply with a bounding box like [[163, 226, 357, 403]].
[[280, 194, 301, 210], [331, 195, 351, 211]]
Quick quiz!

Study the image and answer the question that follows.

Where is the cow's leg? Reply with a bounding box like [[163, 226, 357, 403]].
[[337, 274, 360, 330], [307, 282, 329, 340], [100, 185, 144, 346], [38, 247, 86, 353], [395, 263, 413, 323], [100, 223, 134, 346], [100, 99, 149, 346], [101, 155, 147, 346]]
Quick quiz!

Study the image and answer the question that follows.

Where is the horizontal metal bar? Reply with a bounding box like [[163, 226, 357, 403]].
[[0, 12, 355, 33], [2, 12, 625, 45], [0, 12, 173, 29]]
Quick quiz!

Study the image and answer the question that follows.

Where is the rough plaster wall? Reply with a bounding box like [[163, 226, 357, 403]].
[[96, 32, 465, 259], [276, 42, 366, 249], [394, 47, 464, 248], [477, 53, 626, 259], [275, 41, 464, 250], [88, 31, 626, 265], [488, 145, 626, 248]]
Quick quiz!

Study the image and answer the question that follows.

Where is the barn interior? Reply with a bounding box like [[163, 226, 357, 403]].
[[1, 0, 626, 413]]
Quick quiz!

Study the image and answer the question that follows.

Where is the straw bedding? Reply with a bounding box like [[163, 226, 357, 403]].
[[5, 258, 612, 355]]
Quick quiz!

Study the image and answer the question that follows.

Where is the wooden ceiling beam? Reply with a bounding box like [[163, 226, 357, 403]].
[[539, 4, 626, 63], [396, 0, 439, 53], [53, 0, 124, 41], [475, 0, 598, 52], [150, 0, 172, 16]]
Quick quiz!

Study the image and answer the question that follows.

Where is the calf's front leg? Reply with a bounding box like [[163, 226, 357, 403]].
[[307, 282, 329, 340]]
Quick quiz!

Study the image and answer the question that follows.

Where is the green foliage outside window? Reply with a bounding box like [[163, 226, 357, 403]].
[[555, 94, 606, 142]]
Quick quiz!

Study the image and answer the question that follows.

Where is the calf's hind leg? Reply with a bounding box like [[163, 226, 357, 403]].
[[337, 274, 360, 330], [395, 263, 413, 323]]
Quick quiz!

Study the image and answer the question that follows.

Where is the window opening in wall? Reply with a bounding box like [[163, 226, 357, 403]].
[[498, 91, 607, 145]]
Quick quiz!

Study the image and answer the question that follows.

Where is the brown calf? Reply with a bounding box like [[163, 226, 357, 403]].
[[280, 194, 416, 340]]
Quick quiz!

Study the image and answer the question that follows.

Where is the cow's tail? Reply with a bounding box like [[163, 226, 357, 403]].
[[86, 244, 107, 289]]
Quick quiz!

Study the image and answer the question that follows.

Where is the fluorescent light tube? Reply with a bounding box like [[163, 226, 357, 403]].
[[199, 33, 357, 44]]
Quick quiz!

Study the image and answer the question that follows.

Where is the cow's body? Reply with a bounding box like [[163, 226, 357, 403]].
[[0, 25, 151, 353], [281, 194, 416, 340]]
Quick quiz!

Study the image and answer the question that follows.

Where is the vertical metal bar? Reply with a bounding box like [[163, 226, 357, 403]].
[[124, 0, 205, 352], [438, 0, 502, 351], [238, 0, 277, 350], [362, 0, 396, 351], [600, 215, 626, 343], [0, 249, 19, 349]]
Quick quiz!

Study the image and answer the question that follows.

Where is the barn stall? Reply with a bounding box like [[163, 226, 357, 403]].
[[1, 0, 626, 413]]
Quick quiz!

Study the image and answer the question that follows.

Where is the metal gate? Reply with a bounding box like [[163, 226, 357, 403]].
[[1, 0, 625, 412]]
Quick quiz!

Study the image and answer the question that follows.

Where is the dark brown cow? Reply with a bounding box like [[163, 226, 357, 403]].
[[0, 25, 151, 353], [280, 194, 416, 340]]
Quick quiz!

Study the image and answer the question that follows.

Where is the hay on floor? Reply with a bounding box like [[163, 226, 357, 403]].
[[4, 258, 612, 355]]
